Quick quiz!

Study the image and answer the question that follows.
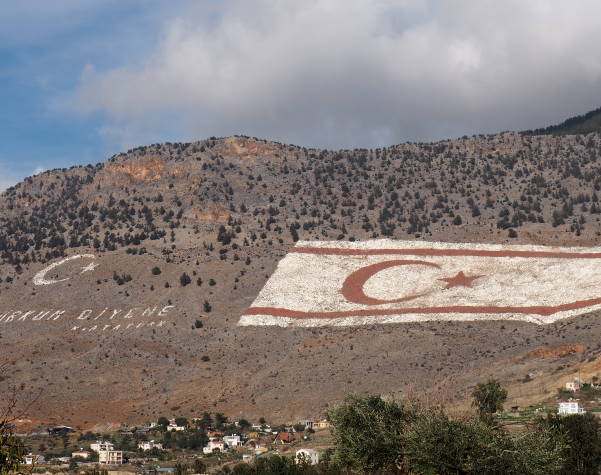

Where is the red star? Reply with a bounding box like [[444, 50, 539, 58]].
[[438, 271, 484, 289]]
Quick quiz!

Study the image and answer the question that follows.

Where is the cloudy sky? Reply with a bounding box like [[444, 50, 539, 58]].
[[2, 0, 601, 190]]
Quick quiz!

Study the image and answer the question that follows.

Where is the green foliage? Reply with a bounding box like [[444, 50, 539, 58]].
[[403, 409, 564, 474], [328, 394, 413, 473], [540, 413, 601, 474], [472, 379, 508, 419], [162, 429, 207, 451], [328, 391, 565, 475], [0, 424, 24, 475], [193, 458, 206, 474], [174, 417, 188, 428], [157, 416, 169, 428], [226, 455, 340, 475], [215, 413, 228, 427], [238, 419, 251, 430]]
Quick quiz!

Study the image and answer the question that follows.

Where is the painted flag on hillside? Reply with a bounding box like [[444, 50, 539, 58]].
[[239, 240, 601, 327]]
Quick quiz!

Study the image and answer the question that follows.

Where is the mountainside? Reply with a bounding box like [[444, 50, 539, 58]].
[[3, 122, 601, 428], [523, 106, 601, 136]]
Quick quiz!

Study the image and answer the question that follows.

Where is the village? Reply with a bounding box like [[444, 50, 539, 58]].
[[17, 414, 333, 474], [15, 373, 601, 474]]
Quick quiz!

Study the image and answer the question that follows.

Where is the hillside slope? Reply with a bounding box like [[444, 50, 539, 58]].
[[2, 129, 601, 427]]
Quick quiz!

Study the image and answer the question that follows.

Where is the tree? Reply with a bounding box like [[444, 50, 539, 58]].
[[175, 417, 188, 428], [472, 379, 507, 419], [193, 458, 206, 474], [174, 460, 188, 475], [180, 273, 191, 287], [1, 370, 40, 474], [238, 419, 251, 430], [151, 266, 161, 275], [215, 413, 228, 427], [329, 394, 413, 473], [157, 417, 169, 429], [0, 420, 24, 475], [540, 413, 601, 474], [403, 408, 564, 474]]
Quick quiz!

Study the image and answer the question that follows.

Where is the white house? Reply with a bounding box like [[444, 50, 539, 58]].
[[138, 440, 163, 451], [203, 438, 225, 454], [558, 400, 585, 415], [99, 450, 123, 465], [91, 441, 114, 453], [296, 449, 319, 465], [72, 449, 91, 459], [223, 435, 242, 447], [23, 454, 45, 465], [167, 419, 186, 432]]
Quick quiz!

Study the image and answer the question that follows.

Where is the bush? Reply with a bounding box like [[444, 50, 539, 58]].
[[180, 273, 191, 287], [329, 394, 413, 473]]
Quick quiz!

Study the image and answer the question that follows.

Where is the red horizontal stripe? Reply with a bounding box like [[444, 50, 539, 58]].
[[291, 246, 601, 259], [245, 295, 601, 319]]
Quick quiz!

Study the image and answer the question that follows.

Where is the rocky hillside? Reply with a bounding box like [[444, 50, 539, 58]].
[[3, 119, 601, 427]]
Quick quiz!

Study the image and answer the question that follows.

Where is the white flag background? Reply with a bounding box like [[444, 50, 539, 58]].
[[240, 240, 601, 327]]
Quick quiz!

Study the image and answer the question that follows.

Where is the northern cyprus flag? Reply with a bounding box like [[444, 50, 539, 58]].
[[239, 240, 601, 327]]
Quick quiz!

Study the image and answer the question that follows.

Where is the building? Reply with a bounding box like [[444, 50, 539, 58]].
[[91, 441, 115, 452], [313, 420, 331, 430], [138, 440, 163, 451], [251, 423, 271, 431], [71, 449, 91, 459], [203, 437, 225, 454], [99, 450, 123, 465], [23, 454, 45, 465], [167, 419, 186, 432], [565, 377, 583, 391], [223, 435, 242, 447], [296, 449, 320, 465], [275, 432, 294, 444], [558, 400, 585, 415]]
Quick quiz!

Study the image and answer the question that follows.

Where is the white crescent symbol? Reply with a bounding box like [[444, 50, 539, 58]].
[[33, 254, 97, 286]]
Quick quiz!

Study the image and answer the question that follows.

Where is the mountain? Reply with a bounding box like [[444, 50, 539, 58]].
[[523, 106, 601, 136], [2, 117, 601, 428]]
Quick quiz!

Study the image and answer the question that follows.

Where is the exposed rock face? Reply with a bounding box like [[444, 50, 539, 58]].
[[2, 131, 601, 428]]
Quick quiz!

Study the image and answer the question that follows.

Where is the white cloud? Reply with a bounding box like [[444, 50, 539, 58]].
[[72, 0, 601, 148]]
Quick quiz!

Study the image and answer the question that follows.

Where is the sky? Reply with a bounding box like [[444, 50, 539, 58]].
[[2, 0, 601, 190]]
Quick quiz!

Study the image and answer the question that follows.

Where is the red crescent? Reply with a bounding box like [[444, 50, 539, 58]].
[[341, 259, 440, 305]]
